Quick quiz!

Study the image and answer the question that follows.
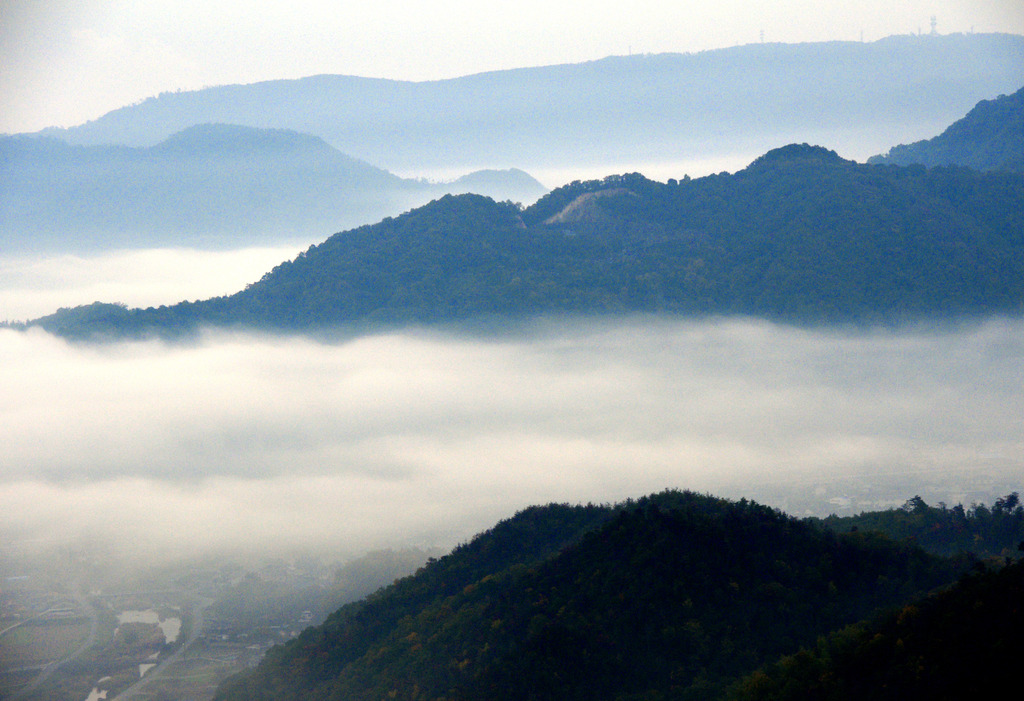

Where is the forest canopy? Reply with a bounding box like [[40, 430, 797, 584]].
[[20, 145, 1024, 341]]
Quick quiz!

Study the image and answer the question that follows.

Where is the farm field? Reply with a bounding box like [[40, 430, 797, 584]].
[[0, 618, 91, 671]]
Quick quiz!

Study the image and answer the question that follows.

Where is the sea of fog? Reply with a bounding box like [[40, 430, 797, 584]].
[[0, 246, 304, 322], [2, 248, 1022, 563]]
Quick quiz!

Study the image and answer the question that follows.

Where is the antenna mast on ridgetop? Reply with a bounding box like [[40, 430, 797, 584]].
[[930, 16, 938, 35]]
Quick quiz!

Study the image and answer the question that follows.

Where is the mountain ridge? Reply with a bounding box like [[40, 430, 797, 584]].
[[868, 85, 1024, 171], [0, 124, 548, 254], [213, 490, 976, 701], [16, 145, 1024, 339], [29, 34, 1024, 171]]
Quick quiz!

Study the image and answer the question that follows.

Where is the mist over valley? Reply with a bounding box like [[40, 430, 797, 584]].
[[0, 246, 302, 322], [3, 15, 1024, 699], [3, 316, 1021, 561]]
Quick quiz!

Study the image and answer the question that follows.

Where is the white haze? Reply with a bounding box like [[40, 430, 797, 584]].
[[0, 247, 302, 322], [2, 316, 1022, 563]]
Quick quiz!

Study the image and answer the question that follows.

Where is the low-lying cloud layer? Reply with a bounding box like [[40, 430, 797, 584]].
[[2, 317, 1022, 561], [0, 246, 303, 322]]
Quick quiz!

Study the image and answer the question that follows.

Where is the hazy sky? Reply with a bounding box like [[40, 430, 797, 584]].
[[2, 0, 1023, 134], [3, 317, 1022, 561], [0, 247, 302, 322]]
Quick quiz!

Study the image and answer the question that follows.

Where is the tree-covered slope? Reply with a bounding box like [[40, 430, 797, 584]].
[[0, 124, 547, 254], [213, 491, 962, 701], [813, 493, 1024, 560], [727, 557, 1024, 700], [216, 502, 616, 700], [868, 85, 1024, 171], [21, 145, 1024, 338]]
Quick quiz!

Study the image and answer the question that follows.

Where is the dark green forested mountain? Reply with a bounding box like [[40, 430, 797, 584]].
[[727, 557, 1024, 700], [0, 124, 547, 254], [213, 491, 969, 701], [869, 85, 1024, 171], [20, 145, 1024, 338], [813, 492, 1024, 559]]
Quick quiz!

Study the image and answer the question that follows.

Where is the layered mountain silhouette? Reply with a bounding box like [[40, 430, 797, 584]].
[[213, 490, 996, 701], [869, 85, 1024, 171], [18, 144, 1024, 338], [0, 124, 547, 253], [33, 35, 1024, 173]]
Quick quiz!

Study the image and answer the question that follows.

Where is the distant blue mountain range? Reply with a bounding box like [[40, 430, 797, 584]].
[[0, 124, 548, 253], [31, 34, 1024, 172]]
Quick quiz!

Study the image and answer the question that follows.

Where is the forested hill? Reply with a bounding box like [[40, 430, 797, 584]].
[[21, 144, 1024, 339], [727, 558, 1024, 700], [213, 491, 967, 701], [868, 85, 1024, 171]]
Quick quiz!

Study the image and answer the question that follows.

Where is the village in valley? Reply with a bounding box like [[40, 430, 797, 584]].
[[0, 549, 335, 701]]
